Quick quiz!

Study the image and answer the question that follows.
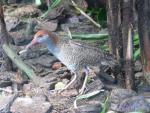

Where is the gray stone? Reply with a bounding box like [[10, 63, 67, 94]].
[[0, 94, 18, 113], [135, 72, 143, 78], [110, 89, 137, 110], [134, 60, 142, 72], [11, 32, 33, 45], [10, 97, 52, 113], [118, 96, 150, 112], [76, 104, 102, 113], [0, 72, 14, 87], [68, 16, 79, 24], [5, 16, 21, 32], [35, 20, 58, 32], [24, 55, 58, 69], [34, 55, 57, 67]]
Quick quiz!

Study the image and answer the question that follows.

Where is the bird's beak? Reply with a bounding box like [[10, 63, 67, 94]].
[[25, 38, 38, 49]]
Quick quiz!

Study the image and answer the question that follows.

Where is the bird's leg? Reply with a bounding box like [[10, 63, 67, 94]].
[[79, 67, 90, 94], [58, 72, 77, 93], [64, 72, 77, 89]]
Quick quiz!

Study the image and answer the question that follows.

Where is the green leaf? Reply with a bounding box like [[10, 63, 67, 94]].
[[74, 90, 104, 108], [133, 33, 139, 41], [134, 48, 140, 60], [76, 90, 104, 100], [71, 33, 108, 40], [100, 96, 109, 113]]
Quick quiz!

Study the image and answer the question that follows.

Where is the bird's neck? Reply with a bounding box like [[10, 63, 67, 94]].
[[45, 38, 60, 56]]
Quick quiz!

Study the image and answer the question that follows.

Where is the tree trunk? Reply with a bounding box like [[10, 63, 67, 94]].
[[121, 0, 135, 89], [107, 0, 135, 89], [107, 0, 122, 60], [107, 0, 124, 87], [136, 0, 150, 84], [0, 2, 13, 71]]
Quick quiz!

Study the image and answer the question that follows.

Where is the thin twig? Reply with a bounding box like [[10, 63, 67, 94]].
[[71, 0, 101, 28], [66, 27, 72, 39]]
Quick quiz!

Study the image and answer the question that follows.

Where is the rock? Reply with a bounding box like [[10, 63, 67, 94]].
[[46, 94, 75, 112], [0, 80, 12, 88], [145, 95, 150, 103], [0, 72, 14, 87], [23, 83, 47, 97], [61, 21, 100, 34], [1, 86, 13, 95], [5, 16, 21, 32], [25, 18, 38, 36], [23, 83, 35, 96], [134, 60, 142, 72], [0, 94, 18, 113], [75, 104, 102, 113], [87, 78, 104, 92], [6, 5, 41, 17], [117, 96, 150, 112], [10, 97, 52, 113], [110, 88, 150, 112], [138, 85, 150, 104], [135, 72, 143, 78], [26, 54, 58, 68], [35, 20, 58, 32], [60, 89, 78, 97], [20, 46, 49, 59], [110, 89, 137, 110], [68, 16, 79, 24], [110, 89, 137, 103], [11, 32, 33, 45], [138, 85, 150, 93]]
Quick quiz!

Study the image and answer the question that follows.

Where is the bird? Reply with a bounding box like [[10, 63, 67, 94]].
[[24, 30, 116, 94]]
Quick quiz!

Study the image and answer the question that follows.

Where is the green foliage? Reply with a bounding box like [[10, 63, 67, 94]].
[[85, 7, 141, 60], [48, 0, 61, 9], [100, 96, 109, 113], [71, 33, 108, 40], [40, 0, 61, 18], [133, 33, 140, 60], [87, 7, 107, 27]]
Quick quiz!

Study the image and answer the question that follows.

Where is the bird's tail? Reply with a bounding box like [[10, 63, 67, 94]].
[[102, 52, 118, 67]]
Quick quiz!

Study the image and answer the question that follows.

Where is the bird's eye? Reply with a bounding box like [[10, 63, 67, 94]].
[[38, 36, 42, 39]]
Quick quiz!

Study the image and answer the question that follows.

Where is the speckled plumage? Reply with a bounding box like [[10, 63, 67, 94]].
[[55, 38, 114, 72], [29, 30, 115, 73]]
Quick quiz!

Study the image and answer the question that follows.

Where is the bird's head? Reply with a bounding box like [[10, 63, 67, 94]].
[[26, 30, 59, 49]]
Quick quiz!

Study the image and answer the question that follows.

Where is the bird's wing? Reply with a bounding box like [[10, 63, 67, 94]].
[[68, 40, 103, 53]]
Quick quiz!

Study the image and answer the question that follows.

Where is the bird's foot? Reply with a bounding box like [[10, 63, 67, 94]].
[[78, 70, 89, 95]]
